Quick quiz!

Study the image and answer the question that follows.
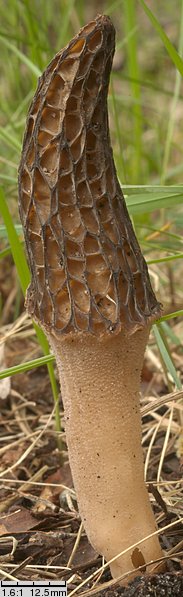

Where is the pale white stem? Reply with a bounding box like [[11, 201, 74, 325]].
[[49, 327, 162, 579]]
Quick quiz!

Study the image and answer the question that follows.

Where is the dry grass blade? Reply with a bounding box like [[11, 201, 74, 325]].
[[0, 536, 18, 555], [144, 415, 164, 481], [0, 478, 76, 495], [157, 406, 174, 481], [0, 314, 29, 344], [67, 522, 83, 568], [141, 389, 183, 415], [0, 467, 49, 513], [0, 406, 55, 478], [0, 430, 42, 455], [0, 568, 18, 581], [0, 564, 72, 572]]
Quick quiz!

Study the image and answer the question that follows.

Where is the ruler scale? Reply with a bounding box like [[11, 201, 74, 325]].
[[0, 582, 67, 597]]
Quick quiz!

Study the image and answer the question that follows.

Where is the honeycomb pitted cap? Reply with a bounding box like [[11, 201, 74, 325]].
[[19, 14, 161, 336]]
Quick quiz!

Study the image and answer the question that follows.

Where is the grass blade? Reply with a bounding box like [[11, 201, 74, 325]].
[[0, 354, 55, 381], [153, 324, 182, 390], [0, 174, 17, 183], [139, 0, 183, 76], [111, 79, 127, 184], [0, 187, 30, 292], [161, 0, 183, 183], [0, 127, 21, 152], [147, 253, 183, 265], [125, 190, 183, 214], [0, 34, 41, 77], [159, 309, 183, 323], [123, 0, 143, 181]]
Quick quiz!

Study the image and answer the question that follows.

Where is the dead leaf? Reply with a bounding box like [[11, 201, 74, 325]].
[[43, 463, 73, 505], [131, 547, 146, 572], [71, 535, 98, 568], [0, 507, 38, 534], [0, 524, 7, 536], [55, 534, 98, 568], [2, 445, 24, 466]]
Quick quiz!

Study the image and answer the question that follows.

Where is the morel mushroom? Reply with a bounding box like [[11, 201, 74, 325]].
[[18, 15, 163, 580]]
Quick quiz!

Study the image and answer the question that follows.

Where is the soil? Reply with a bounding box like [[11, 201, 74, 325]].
[[95, 573, 183, 596]]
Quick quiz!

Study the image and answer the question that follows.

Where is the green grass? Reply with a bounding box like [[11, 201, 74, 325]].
[[0, 0, 182, 431], [123, 0, 143, 182]]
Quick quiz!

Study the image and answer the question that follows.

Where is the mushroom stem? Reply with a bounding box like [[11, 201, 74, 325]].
[[49, 327, 162, 579]]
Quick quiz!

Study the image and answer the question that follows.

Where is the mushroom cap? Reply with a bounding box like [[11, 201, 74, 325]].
[[19, 14, 161, 336]]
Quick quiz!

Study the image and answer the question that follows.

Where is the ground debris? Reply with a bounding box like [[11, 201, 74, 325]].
[[93, 573, 183, 596]]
